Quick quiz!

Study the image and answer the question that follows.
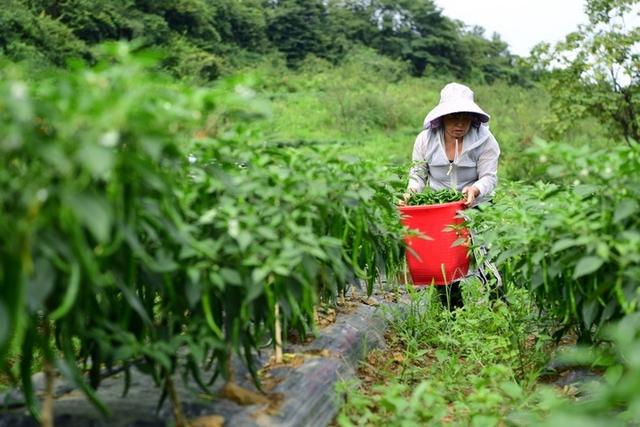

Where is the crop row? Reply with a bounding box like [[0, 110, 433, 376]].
[[0, 46, 405, 423], [468, 139, 640, 341]]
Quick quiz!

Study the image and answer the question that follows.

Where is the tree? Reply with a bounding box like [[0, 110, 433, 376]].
[[212, 0, 269, 51], [2, 0, 530, 84], [459, 28, 523, 84], [370, 0, 464, 77], [532, 0, 640, 143], [0, 0, 89, 67], [265, 0, 334, 65], [29, 0, 141, 44]]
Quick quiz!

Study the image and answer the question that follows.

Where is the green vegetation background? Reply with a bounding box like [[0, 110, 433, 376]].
[[0, 0, 617, 171], [2, 1, 639, 425]]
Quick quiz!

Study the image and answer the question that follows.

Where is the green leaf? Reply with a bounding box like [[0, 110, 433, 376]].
[[551, 238, 580, 253], [67, 193, 113, 244], [220, 268, 242, 285], [198, 208, 218, 225], [117, 283, 151, 325], [202, 293, 223, 339], [614, 199, 639, 223], [75, 143, 115, 177], [185, 280, 202, 308], [500, 382, 523, 400], [209, 271, 225, 290], [573, 184, 598, 198], [148, 249, 179, 273], [143, 347, 172, 371], [56, 356, 110, 417], [547, 165, 565, 177], [251, 267, 270, 284], [581, 299, 599, 328], [26, 257, 55, 311], [49, 262, 80, 321], [573, 256, 604, 279], [357, 187, 375, 201], [236, 231, 252, 251], [256, 227, 278, 240], [604, 364, 624, 386], [244, 282, 264, 304]]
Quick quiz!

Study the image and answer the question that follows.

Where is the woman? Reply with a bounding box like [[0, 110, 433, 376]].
[[404, 82, 500, 206], [403, 82, 501, 308]]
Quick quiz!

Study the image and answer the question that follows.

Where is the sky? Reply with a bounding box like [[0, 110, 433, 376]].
[[434, 0, 589, 57]]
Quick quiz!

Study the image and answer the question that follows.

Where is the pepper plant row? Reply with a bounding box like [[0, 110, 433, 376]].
[[0, 46, 405, 422], [468, 140, 640, 341]]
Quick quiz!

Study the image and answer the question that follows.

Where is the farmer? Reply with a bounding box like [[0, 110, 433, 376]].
[[403, 82, 500, 207], [402, 82, 501, 308]]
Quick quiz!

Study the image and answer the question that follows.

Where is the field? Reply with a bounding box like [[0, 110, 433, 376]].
[[1, 1, 640, 424]]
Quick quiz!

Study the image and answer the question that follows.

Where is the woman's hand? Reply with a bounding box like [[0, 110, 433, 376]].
[[461, 186, 480, 206], [398, 190, 414, 206]]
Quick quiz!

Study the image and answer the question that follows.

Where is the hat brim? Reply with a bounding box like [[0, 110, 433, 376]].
[[423, 100, 490, 128]]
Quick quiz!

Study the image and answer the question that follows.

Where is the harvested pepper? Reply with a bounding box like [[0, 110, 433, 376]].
[[406, 188, 464, 206]]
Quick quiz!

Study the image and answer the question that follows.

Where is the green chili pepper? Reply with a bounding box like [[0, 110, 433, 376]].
[[406, 189, 464, 206]]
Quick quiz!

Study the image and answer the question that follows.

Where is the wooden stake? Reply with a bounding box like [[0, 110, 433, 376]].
[[166, 373, 190, 427], [274, 302, 283, 364], [403, 258, 409, 285], [41, 358, 54, 427]]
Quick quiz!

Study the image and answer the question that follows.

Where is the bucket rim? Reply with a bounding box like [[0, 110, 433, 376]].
[[399, 200, 466, 213]]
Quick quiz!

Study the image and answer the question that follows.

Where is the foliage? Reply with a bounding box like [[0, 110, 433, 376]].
[[0, 45, 202, 417], [515, 313, 640, 426], [406, 188, 464, 206], [264, 0, 335, 66], [0, 0, 533, 84], [0, 46, 406, 420], [468, 140, 640, 340], [531, 0, 640, 142], [245, 53, 552, 177], [161, 34, 223, 83], [337, 282, 559, 426], [0, 0, 89, 68], [471, 82, 552, 181], [459, 28, 531, 86], [337, 0, 523, 82]]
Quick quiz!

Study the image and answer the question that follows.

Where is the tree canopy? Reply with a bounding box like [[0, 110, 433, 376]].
[[1, 0, 525, 84], [532, 0, 640, 143]]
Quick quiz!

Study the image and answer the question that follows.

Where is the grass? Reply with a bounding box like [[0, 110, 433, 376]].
[[335, 279, 570, 426], [247, 54, 617, 185]]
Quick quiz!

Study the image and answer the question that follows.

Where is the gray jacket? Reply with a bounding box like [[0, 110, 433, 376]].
[[407, 125, 500, 205]]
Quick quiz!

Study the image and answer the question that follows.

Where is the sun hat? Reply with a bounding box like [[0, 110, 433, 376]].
[[423, 82, 490, 129]]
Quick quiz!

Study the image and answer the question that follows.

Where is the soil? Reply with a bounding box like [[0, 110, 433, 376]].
[[0, 287, 389, 427]]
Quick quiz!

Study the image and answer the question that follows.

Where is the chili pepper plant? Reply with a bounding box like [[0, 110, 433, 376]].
[[0, 45, 406, 425]]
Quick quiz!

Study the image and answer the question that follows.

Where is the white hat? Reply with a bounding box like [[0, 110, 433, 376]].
[[423, 82, 490, 128]]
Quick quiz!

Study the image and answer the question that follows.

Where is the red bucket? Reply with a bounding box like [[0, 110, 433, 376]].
[[399, 201, 469, 286]]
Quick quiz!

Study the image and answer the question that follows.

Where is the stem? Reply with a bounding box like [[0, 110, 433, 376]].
[[41, 358, 55, 427], [403, 258, 409, 285], [165, 373, 190, 427], [274, 303, 283, 364]]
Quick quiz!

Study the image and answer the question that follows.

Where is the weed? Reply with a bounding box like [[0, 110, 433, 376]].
[[337, 280, 562, 426]]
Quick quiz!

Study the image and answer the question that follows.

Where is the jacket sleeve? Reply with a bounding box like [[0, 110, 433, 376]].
[[407, 131, 429, 193], [473, 135, 500, 196]]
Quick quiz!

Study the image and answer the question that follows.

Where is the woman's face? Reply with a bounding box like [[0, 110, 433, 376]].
[[443, 113, 472, 139]]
